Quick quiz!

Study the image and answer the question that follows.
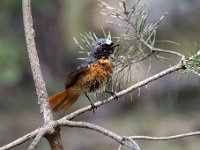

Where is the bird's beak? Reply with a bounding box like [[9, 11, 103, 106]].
[[111, 44, 120, 49]]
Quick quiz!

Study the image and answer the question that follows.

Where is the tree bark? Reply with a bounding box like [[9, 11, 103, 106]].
[[22, 0, 63, 149]]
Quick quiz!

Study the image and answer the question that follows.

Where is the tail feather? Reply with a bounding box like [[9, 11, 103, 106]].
[[60, 93, 80, 111], [49, 89, 81, 112]]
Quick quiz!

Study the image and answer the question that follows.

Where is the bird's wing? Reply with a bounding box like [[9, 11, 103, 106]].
[[65, 57, 98, 89], [65, 66, 89, 89]]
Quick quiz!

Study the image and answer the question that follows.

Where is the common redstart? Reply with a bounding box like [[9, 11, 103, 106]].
[[49, 38, 119, 112]]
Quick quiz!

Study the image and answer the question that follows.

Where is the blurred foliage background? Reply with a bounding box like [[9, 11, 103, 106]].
[[0, 0, 200, 150]]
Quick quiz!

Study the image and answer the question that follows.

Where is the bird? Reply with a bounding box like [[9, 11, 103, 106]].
[[49, 38, 119, 113]]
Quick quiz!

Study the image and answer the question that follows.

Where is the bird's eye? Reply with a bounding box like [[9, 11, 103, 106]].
[[102, 44, 106, 48]]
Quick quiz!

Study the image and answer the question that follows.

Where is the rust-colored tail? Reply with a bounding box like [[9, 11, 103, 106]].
[[49, 89, 81, 112]]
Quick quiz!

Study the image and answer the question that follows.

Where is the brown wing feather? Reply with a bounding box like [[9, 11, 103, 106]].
[[65, 67, 89, 89]]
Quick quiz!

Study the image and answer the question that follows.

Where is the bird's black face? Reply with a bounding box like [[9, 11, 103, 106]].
[[91, 38, 119, 59]]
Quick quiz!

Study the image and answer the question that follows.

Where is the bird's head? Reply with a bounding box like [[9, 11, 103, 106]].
[[91, 38, 119, 59]]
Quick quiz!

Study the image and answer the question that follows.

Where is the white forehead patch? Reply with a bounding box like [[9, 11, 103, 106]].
[[105, 39, 112, 45]]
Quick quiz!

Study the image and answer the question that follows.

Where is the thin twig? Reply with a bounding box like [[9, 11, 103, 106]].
[[130, 131, 200, 141], [139, 37, 185, 60], [115, 51, 156, 73]]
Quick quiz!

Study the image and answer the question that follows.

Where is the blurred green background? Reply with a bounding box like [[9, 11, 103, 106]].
[[0, 0, 200, 150]]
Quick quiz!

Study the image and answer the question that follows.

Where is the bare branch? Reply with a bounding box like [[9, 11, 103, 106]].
[[59, 120, 122, 141], [28, 128, 48, 150], [0, 122, 62, 150], [130, 131, 200, 141], [22, 0, 63, 149], [62, 62, 184, 120], [58, 120, 140, 150], [2, 122, 200, 150], [22, 0, 53, 124], [0, 129, 39, 150]]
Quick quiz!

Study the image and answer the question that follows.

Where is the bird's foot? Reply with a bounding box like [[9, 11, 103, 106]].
[[91, 103, 97, 114], [104, 90, 119, 100]]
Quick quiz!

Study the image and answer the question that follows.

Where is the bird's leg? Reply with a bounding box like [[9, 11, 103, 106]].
[[104, 90, 119, 100], [84, 92, 97, 114]]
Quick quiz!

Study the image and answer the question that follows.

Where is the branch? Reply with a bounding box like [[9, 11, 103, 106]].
[[22, 0, 63, 149], [28, 128, 48, 150], [58, 120, 140, 150], [130, 131, 200, 141], [62, 50, 200, 121], [22, 0, 53, 124], [62, 62, 184, 120], [0, 129, 39, 150], [0, 62, 182, 150], [139, 37, 185, 60]]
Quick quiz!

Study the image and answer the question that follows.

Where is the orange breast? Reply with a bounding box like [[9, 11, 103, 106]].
[[75, 59, 112, 92]]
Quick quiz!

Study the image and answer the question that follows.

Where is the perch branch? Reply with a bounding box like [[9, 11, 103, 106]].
[[62, 50, 200, 120], [62, 62, 184, 120]]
